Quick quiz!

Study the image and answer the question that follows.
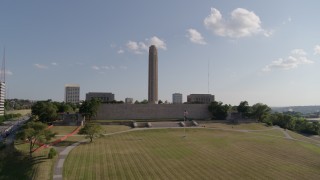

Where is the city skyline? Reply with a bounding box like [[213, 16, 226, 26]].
[[1, 1, 320, 106]]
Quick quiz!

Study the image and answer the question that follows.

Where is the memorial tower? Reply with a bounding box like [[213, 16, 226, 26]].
[[148, 45, 158, 104]]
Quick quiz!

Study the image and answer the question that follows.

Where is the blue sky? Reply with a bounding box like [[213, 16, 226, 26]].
[[1, 0, 320, 106]]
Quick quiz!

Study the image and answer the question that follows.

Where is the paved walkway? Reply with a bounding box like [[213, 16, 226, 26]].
[[52, 125, 320, 180]]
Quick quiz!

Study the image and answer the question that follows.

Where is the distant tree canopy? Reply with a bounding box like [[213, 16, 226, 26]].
[[237, 101, 250, 118], [250, 103, 271, 122], [5, 99, 34, 110], [264, 113, 320, 135], [208, 101, 230, 120], [134, 100, 148, 104], [55, 102, 75, 113], [31, 100, 58, 123], [79, 99, 101, 120], [31, 100, 79, 123]]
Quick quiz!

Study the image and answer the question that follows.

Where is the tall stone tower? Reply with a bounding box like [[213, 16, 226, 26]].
[[148, 45, 158, 104]]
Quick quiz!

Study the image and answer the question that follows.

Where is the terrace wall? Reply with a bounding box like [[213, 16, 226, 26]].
[[95, 104, 211, 120]]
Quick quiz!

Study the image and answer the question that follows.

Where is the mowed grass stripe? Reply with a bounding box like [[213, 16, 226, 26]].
[[105, 138, 117, 179], [133, 133, 167, 179], [141, 131, 193, 180], [145, 129, 215, 179], [98, 139, 106, 180], [64, 128, 320, 179], [144, 130, 200, 180], [189, 131, 260, 179], [233, 137, 319, 179], [114, 134, 138, 179]]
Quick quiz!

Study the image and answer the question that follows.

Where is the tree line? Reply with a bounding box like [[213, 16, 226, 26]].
[[208, 100, 320, 135]]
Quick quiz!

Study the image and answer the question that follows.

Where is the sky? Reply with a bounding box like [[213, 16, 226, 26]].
[[0, 0, 320, 107]]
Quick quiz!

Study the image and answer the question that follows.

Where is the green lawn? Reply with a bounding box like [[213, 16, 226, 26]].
[[0, 142, 55, 180], [6, 109, 31, 116], [63, 128, 320, 180]]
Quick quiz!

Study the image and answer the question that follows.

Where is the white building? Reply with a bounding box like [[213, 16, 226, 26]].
[[0, 82, 5, 116], [125, 98, 133, 104], [65, 84, 80, 104], [172, 93, 183, 104]]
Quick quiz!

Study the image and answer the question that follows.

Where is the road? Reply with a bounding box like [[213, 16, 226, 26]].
[[0, 116, 30, 145]]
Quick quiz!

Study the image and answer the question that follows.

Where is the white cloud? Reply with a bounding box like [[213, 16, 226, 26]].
[[148, 36, 167, 50], [126, 41, 146, 54], [126, 36, 166, 54], [92, 65, 119, 72], [51, 62, 58, 66], [314, 45, 320, 55], [34, 64, 48, 69], [186, 28, 207, 45], [117, 49, 124, 54], [204, 8, 270, 38], [91, 65, 100, 70], [263, 49, 313, 72]]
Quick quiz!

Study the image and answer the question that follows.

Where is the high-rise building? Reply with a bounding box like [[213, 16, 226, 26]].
[[86, 92, 114, 102], [148, 45, 158, 104], [65, 84, 80, 104], [0, 48, 6, 116], [187, 94, 215, 104], [0, 82, 5, 116], [172, 93, 183, 104]]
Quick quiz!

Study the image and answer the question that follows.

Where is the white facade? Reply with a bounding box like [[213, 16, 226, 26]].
[[65, 84, 80, 104], [125, 98, 133, 104], [172, 93, 183, 104], [0, 82, 5, 116]]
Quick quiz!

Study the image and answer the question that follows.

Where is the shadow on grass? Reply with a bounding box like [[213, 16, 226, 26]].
[[0, 146, 48, 180]]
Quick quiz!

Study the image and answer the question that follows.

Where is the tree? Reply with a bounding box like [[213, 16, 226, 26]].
[[79, 123, 103, 142], [79, 99, 101, 120], [141, 99, 148, 104], [56, 102, 74, 113], [158, 100, 163, 104], [16, 121, 55, 156], [208, 101, 230, 120], [237, 101, 250, 118], [31, 101, 58, 123], [250, 103, 271, 122]]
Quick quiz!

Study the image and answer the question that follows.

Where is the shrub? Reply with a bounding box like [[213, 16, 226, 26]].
[[48, 148, 57, 159]]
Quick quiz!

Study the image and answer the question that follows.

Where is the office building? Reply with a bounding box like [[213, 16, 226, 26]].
[[0, 82, 5, 116], [86, 92, 114, 102], [125, 98, 133, 104], [187, 94, 215, 104], [65, 84, 80, 104], [172, 93, 183, 104]]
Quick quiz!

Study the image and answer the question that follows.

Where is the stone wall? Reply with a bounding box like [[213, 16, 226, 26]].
[[95, 104, 211, 120]]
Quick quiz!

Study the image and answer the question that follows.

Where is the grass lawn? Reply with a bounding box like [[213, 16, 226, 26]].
[[6, 109, 31, 116], [0, 142, 56, 180], [63, 128, 320, 180]]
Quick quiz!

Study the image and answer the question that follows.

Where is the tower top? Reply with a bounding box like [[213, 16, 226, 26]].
[[149, 45, 157, 51]]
